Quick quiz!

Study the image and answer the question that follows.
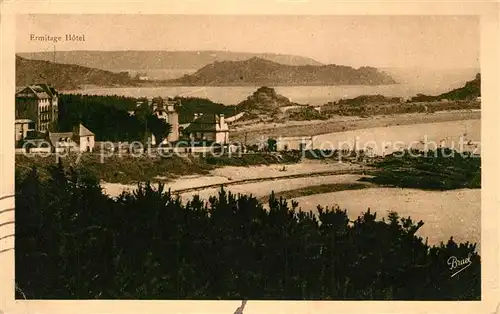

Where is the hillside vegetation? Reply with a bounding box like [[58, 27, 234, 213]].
[[16, 56, 137, 90], [320, 74, 480, 118], [237, 86, 299, 115], [16, 152, 302, 184], [18, 50, 323, 71], [410, 73, 480, 102], [168, 57, 397, 86]]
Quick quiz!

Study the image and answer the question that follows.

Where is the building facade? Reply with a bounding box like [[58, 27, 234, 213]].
[[149, 98, 181, 142], [15, 84, 58, 133], [14, 119, 36, 143], [47, 124, 95, 153], [76, 124, 96, 152], [184, 113, 229, 144]]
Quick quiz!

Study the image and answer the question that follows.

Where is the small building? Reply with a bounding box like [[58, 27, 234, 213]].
[[184, 113, 229, 144], [151, 98, 181, 142], [276, 136, 314, 151], [47, 124, 95, 153], [48, 131, 78, 152], [14, 119, 36, 142], [76, 124, 95, 152], [15, 84, 58, 133]]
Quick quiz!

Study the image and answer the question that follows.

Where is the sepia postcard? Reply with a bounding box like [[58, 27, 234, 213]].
[[0, 1, 499, 313]]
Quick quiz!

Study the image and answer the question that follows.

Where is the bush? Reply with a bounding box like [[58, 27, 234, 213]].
[[15, 163, 480, 300], [363, 148, 481, 190]]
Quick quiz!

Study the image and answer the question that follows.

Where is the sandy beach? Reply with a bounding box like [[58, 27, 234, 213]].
[[231, 110, 480, 143], [291, 188, 481, 253], [101, 160, 363, 197]]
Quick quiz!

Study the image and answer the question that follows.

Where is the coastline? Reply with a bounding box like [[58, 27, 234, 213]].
[[231, 109, 481, 143]]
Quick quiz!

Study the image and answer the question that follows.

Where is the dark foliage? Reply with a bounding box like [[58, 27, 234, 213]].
[[16, 56, 137, 90], [172, 97, 238, 123], [321, 100, 479, 117], [362, 148, 481, 190], [15, 151, 302, 185], [57, 94, 170, 142], [167, 57, 396, 86], [410, 73, 480, 102], [287, 106, 327, 121], [16, 164, 480, 300], [337, 94, 401, 106]]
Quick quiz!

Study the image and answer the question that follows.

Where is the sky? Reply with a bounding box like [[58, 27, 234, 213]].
[[16, 14, 479, 69]]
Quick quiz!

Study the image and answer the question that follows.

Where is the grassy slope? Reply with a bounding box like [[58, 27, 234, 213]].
[[15, 152, 302, 184]]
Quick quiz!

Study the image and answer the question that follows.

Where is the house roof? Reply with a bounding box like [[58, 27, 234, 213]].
[[225, 112, 245, 123], [28, 86, 50, 99], [78, 124, 94, 137], [184, 113, 219, 133], [37, 84, 58, 97], [25, 138, 51, 146], [16, 84, 58, 99], [15, 119, 34, 124], [48, 132, 77, 147]]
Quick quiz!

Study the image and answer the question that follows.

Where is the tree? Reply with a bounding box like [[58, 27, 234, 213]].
[[15, 164, 481, 300], [147, 115, 172, 145], [267, 138, 277, 152]]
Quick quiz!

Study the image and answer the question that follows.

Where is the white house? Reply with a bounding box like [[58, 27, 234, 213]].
[[47, 124, 95, 153], [77, 124, 95, 152], [151, 98, 181, 142], [184, 113, 229, 144], [15, 119, 36, 142]]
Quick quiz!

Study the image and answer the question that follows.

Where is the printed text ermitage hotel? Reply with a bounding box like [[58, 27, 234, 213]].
[[29, 34, 86, 43]]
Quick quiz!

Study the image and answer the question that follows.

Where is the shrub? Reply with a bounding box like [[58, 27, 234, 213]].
[[15, 164, 480, 299]]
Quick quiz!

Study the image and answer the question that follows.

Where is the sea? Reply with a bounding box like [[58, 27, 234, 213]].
[[64, 68, 479, 106]]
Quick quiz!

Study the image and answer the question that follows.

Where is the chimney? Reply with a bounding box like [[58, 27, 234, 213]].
[[219, 114, 225, 126], [194, 113, 199, 120]]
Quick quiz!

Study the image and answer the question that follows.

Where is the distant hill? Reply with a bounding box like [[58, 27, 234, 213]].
[[17, 50, 323, 71], [437, 73, 480, 100], [410, 73, 480, 102], [16, 56, 136, 90], [167, 57, 397, 86]]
